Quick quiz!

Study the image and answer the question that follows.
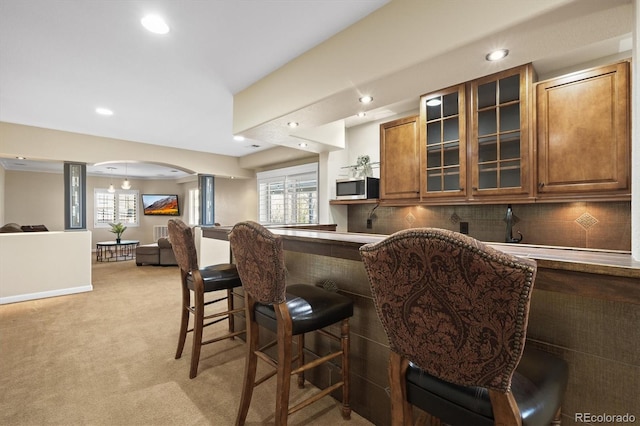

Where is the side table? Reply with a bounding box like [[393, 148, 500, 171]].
[[96, 240, 140, 262]]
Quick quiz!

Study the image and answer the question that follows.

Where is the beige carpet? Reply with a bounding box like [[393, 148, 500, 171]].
[[0, 259, 373, 426]]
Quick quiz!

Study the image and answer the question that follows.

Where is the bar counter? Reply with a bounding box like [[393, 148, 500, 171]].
[[203, 227, 640, 425]]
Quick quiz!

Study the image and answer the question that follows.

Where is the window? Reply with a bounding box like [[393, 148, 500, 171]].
[[94, 189, 140, 227], [188, 188, 200, 226], [257, 163, 318, 225]]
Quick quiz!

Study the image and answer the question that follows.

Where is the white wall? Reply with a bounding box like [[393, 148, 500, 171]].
[[320, 109, 419, 231]]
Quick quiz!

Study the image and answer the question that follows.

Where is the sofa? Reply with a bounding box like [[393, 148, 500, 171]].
[[135, 237, 178, 266], [0, 223, 49, 233]]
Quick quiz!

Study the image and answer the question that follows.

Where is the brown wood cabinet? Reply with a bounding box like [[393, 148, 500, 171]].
[[376, 62, 629, 206], [469, 64, 534, 200], [535, 61, 630, 198], [380, 115, 420, 200], [419, 84, 467, 200]]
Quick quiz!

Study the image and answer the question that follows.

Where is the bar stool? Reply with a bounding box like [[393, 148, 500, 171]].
[[360, 228, 568, 426], [229, 221, 353, 426], [168, 218, 245, 379]]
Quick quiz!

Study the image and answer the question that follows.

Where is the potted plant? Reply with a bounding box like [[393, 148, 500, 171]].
[[109, 222, 127, 244]]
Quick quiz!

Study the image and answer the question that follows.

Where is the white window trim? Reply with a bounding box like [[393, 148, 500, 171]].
[[93, 188, 140, 228], [257, 163, 319, 225]]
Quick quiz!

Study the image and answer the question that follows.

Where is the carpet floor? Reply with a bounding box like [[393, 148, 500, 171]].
[[0, 259, 373, 426]]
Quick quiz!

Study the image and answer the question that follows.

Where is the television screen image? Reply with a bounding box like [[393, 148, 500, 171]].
[[141, 194, 180, 216]]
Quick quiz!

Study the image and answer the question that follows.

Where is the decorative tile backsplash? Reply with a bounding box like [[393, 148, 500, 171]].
[[347, 201, 631, 251], [575, 212, 598, 230]]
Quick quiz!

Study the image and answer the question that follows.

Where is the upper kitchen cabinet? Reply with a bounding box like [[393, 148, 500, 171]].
[[419, 84, 467, 200], [535, 61, 630, 199], [380, 115, 420, 200], [469, 64, 535, 200]]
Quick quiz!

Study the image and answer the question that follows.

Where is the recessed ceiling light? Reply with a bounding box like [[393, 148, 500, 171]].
[[486, 49, 509, 61], [287, 121, 299, 128], [298, 143, 308, 148], [426, 98, 442, 107], [96, 107, 113, 116], [359, 95, 373, 104], [15, 156, 26, 160], [141, 15, 170, 35], [233, 135, 245, 142], [356, 112, 366, 118]]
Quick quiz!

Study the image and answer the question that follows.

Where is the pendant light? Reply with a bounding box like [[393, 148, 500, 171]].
[[121, 163, 131, 190], [107, 167, 116, 193]]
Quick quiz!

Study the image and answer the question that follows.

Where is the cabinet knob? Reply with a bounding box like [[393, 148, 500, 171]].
[[538, 182, 545, 188]]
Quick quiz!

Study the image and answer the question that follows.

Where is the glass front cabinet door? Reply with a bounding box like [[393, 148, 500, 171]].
[[419, 84, 466, 199], [469, 64, 534, 198]]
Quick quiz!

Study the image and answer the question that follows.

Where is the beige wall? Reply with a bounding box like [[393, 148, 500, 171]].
[[5, 170, 65, 231], [0, 122, 259, 247], [214, 177, 257, 226], [0, 122, 253, 179], [0, 164, 5, 225], [2, 169, 257, 247]]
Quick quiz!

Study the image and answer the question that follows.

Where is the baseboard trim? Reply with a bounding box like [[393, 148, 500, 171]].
[[0, 285, 93, 305]]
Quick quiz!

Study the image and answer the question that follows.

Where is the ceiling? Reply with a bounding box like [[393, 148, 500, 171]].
[[0, 0, 388, 176], [0, 0, 634, 178]]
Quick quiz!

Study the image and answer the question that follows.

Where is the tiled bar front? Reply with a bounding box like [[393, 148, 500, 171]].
[[203, 227, 640, 426]]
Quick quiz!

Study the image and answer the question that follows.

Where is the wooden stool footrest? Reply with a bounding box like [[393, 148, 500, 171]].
[[201, 329, 245, 345], [291, 350, 342, 376], [288, 381, 344, 415]]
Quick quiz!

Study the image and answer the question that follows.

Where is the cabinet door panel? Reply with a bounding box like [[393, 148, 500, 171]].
[[420, 84, 466, 199], [536, 62, 629, 195], [470, 64, 533, 197], [380, 116, 420, 199]]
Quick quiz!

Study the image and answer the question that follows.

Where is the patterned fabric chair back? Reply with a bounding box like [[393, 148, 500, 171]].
[[229, 221, 287, 305], [167, 218, 198, 273], [360, 228, 537, 392]]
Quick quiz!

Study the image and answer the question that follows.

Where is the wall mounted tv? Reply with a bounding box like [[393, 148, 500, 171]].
[[141, 194, 180, 216]]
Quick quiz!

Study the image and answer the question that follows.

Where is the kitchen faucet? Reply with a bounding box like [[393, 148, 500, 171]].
[[505, 204, 523, 243]]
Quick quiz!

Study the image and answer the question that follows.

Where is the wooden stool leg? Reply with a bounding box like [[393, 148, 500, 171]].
[[341, 318, 351, 419], [226, 288, 236, 339], [275, 304, 293, 426], [236, 300, 259, 426], [175, 273, 190, 359], [189, 285, 204, 379], [297, 334, 305, 388]]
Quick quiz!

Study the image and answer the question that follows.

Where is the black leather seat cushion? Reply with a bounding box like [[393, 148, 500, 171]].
[[406, 347, 568, 426], [186, 263, 242, 292], [255, 284, 354, 335]]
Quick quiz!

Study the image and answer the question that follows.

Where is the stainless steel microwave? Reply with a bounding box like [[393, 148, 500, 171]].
[[336, 177, 380, 200]]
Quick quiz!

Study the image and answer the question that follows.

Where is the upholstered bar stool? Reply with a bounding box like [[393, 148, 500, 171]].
[[229, 221, 353, 426], [360, 228, 568, 426], [168, 218, 245, 379]]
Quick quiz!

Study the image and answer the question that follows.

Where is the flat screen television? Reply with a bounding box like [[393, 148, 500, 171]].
[[141, 194, 180, 216]]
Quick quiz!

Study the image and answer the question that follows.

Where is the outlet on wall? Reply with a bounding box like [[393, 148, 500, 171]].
[[460, 222, 469, 234]]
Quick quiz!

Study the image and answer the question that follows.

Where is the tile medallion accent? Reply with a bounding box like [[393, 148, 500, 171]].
[[575, 212, 598, 230], [405, 212, 416, 226], [450, 213, 460, 224]]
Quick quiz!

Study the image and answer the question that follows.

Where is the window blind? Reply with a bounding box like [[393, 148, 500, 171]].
[[257, 163, 318, 225], [94, 189, 139, 227]]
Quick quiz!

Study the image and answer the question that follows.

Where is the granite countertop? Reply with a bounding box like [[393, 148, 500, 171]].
[[203, 227, 640, 279]]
